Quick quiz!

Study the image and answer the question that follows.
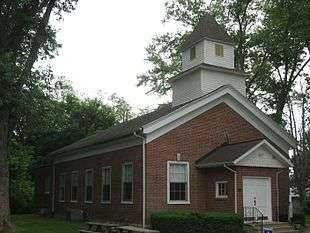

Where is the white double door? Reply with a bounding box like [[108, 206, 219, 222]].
[[243, 177, 272, 221]]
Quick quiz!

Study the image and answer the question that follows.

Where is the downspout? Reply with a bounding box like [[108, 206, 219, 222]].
[[51, 161, 56, 215], [224, 164, 237, 214], [134, 130, 146, 228], [276, 169, 284, 221]]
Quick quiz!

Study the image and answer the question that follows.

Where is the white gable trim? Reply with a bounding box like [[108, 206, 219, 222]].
[[143, 86, 296, 152], [234, 139, 293, 167]]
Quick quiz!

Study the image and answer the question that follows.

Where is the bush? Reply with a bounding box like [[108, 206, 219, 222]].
[[305, 197, 310, 214], [292, 213, 305, 226], [151, 212, 244, 233]]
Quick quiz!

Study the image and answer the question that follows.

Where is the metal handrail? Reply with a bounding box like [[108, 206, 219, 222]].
[[243, 206, 264, 233]]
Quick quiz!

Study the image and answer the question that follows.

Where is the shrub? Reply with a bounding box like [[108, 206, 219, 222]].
[[305, 197, 310, 214], [292, 213, 305, 226], [151, 212, 244, 233]]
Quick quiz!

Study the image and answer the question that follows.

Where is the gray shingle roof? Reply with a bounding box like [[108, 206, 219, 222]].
[[48, 104, 178, 157], [180, 13, 234, 51], [169, 63, 247, 83], [195, 139, 264, 167]]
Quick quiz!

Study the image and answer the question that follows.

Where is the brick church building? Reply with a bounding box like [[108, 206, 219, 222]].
[[35, 13, 295, 227]]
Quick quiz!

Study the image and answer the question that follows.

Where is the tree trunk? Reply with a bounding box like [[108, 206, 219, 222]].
[[0, 108, 11, 231]]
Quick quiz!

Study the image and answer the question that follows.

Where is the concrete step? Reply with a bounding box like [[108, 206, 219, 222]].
[[275, 230, 298, 233]]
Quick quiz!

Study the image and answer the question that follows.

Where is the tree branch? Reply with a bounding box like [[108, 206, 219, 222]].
[[20, 0, 57, 80]]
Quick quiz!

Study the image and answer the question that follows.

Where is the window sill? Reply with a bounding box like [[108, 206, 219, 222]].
[[121, 201, 133, 205], [215, 196, 228, 199], [70, 200, 78, 203], [58, 200, 65, 203], [101, 201, 111, 204], [84, 201, 93, 204], [167, 201, 190, 205]]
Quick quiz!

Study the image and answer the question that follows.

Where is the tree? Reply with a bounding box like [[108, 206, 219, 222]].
[[0, 0, 78, 229], [287, 74, 310, 210], [8, 80, 117, 214], [251, 0, 310, 123], [109, 93, 134, 123], [137, 0, 207, 95], [137, 0, 310, 124]]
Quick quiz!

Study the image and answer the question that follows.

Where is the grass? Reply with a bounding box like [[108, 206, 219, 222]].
[[306, 215, 310, 226], [1, 215, 86, 233]]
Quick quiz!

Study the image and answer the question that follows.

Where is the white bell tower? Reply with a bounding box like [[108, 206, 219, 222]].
[[171, 13, 247, 106]]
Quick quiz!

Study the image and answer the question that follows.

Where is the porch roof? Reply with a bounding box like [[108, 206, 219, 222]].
[[195, 139, 263, 168]]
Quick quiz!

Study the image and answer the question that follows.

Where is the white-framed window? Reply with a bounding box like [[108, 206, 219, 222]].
[[59, 173, 65, 202], [71, 171, 78, 202], [167, 161, 190, 204], [215, 43, 224, 57], [101, 167, 112, 203], [84, 169, 93, 203], [190, 46, 196, 60], [121, 163, 133, 204], [44, 176, 50, 194], [215, 181, 228, 198]]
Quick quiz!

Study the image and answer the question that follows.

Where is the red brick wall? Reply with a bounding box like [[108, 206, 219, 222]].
[[35, 102, 290, 224], [53, 145, 143, 224], [204, 168, 235, 212], [145, 103, 265, 222]]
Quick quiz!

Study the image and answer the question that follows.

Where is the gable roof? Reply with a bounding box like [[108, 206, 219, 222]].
[[49, 85, 296, 159], [48, 104, 178, 157], [196, 139, 293, 168], [143, 85, 296, 151], [180, 13, 234, 52], [169, 63, 247, 83], [195, 139, 263, 167]]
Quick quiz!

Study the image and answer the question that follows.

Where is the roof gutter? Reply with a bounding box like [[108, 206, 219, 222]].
[[133, 130, 146, 229], [223, 164, 238, 214]]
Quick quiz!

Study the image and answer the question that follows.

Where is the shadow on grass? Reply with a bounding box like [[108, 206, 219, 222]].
[[1, 214, 86, 233]]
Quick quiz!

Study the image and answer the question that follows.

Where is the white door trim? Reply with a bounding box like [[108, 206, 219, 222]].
[[242, 176, 272, 221]]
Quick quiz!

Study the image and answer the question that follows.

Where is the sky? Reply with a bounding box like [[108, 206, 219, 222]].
[[49, 0, 192, 111]]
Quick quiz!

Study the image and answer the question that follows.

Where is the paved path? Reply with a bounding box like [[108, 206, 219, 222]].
[[304, 227, 310, 233]]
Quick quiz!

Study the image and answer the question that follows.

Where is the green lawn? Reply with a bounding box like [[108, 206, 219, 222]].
[[1, 215, 86, 233], [306, 215, 310, 226]]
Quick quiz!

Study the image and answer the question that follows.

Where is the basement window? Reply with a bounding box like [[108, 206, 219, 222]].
[[215, 43, 224, 57], [167, 161, 190, 204], [190, 46, 196, 60], [85, 169, 93, 203], [101, 167, 112, 203], [216, 181, 228, 198], [121, 163, 133, 204]]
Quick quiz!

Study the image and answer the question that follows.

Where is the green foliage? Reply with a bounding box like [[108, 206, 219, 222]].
[[137, 0, 206, 95], [8, 140, 35, 214], [138, 0, 310, 124], [151, 212, 244, 233], [292, 213, 306, 226], [305, 198, 310, 214]]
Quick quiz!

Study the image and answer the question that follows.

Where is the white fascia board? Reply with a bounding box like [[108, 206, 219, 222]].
[[234, 139, 293, 167], [226, 88, 296, 147], [143, 86, 296, 151]]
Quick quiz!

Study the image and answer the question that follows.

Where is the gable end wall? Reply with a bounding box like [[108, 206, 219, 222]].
[[145, 103, 265, 222]]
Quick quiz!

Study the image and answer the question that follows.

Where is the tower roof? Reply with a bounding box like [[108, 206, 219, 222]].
[[180, 13, 234, 51]]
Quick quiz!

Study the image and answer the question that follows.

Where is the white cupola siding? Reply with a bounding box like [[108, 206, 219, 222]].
[[182, 40, 235, 71], [171, 13, 247, 107]]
